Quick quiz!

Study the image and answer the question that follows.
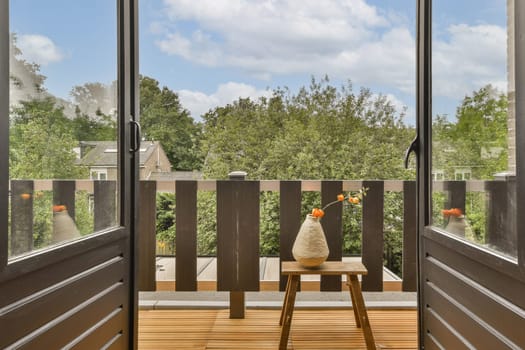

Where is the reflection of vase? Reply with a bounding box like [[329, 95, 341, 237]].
[[292, 214, 329, 268], [53, 210, 80, 243], [445, 215, 473, 239]]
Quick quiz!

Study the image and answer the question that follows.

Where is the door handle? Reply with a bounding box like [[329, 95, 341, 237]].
[[130, 119, 141, 153], [404, 136, 419, 169]]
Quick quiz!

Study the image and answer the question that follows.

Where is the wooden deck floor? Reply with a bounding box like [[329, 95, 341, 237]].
[[139, 309, 418, 349]]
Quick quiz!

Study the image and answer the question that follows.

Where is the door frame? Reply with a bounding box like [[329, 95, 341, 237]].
[[0, 0, 140, 347], [416, 0, 525, 348]]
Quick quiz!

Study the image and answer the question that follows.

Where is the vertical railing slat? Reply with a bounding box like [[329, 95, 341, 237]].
[[486, 179, 516, 254], [321, 180, 343, 291], [402, 181, 417, 292], [444, 180, 466, 214], [217, 180, 260, 291], [279, 181, 302, 291], [53, 180, 76, 219], [10, 180, 34, 256], [137, 180, 157, 291], [94, 180, 117, 231], [176, 180, 198, 291], [362, 180, 384, 291]]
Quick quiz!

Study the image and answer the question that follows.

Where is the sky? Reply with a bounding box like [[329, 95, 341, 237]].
[[9, 0, 508, 125]]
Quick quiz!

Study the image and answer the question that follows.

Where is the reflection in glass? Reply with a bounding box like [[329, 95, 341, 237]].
[[431, 1, 516, 258], [8, 2, 118, 258]]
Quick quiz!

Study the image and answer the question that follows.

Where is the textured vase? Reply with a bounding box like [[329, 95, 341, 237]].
[[445, 215, 473, 239], [292, 214, 329, 268], [52, 210, 81, 243]]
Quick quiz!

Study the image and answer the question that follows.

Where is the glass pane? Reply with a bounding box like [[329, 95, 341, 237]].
[[8, 1, 118, 259], [431, 0, 516, 258]]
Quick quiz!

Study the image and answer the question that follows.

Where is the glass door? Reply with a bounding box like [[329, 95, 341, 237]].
[[416, 0, 525, 348], [0, 1, 139, 348]]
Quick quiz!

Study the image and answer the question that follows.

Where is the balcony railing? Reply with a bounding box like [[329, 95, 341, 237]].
[[9, 178, 513, 296]]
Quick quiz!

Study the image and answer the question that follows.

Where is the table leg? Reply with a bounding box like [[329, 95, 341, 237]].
[[279, 275, 292, 326], [346, 274, 361, 328], [348, 275, 376, 350], [279, 274, 300, 350]]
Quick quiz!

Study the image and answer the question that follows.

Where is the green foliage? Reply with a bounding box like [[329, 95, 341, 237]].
[[197, 192, 217, 255], [433, 85, 508, 180], [259, 192, 280, 256], [199, 77, 414, 275], [9, 98, 88, 179], [72, 107, 116, 141], [155, 192, 176, 247], [140, 76, 203, 170], [202, 77, 414, 180]]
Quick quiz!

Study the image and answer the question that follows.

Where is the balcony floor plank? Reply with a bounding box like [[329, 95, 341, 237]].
[[139, 309, 417, 349]]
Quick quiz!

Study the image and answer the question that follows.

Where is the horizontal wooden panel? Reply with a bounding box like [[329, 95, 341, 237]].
[[2, 229, 127, 284], [20, 284, 125, 349], [423, 232, 525, 306], [425, 307, 469, 350], [0, 257, 125, 348], [424, 281, 514, 349], [72, 307, 126, 350], [425, 256, 525, 346]]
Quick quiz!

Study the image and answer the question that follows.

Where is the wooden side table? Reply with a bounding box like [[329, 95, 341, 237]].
[[279, 261, 377, 350]]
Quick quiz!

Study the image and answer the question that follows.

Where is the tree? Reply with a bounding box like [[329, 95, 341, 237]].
[[140, 76, 203, 170], [9, 33, 46, 104], [71, 106, 116, 141], [70, 82, 117, 119], [9, 98, 87, 179], [197, 77, 415, 274]]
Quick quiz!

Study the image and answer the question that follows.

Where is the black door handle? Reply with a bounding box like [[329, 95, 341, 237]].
[[130, 119, 141, 153], [404, 136, 419, 169]]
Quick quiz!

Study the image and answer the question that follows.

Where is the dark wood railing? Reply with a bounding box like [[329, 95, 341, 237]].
[[9, 178, 515, 297], [144, 179, 419, 294]]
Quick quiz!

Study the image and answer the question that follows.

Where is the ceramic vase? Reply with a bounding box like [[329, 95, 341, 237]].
[[445, 215, 473, 239], [292, 214, 329, 268], [52, 210, 81, 243]]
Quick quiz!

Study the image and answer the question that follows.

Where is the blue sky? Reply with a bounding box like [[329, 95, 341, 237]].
[[10, 0, 508, 124]]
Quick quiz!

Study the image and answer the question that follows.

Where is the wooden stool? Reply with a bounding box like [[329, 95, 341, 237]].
[[279, 261, 377, 350]]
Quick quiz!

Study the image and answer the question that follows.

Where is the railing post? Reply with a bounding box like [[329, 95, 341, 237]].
[[279, 181, 302, 291], [486, 174, 516, 255], [402, 181, 417, 292], [10, 180, 34, 256], [217, 171, 260, 319], [93, 180, 117, 231], [53, 180, 76, 220], [444, 181, 466, 216], [321, 180, 343, 291], [175, 180, 198, 291], [137, 180, 157, 291], [362, 181, 384, 291]]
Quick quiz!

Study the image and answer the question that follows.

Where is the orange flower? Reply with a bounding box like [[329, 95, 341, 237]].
[[20, 193, 31, 200], [311, 188, 368, 220], [311, 208, 325, 218], [53, 205, 67, 212], [442, 208, 462, 217], [349, 197, 360, 204]]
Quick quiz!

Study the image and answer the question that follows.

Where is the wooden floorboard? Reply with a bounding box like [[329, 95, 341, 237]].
[[138, 309, 417, 349]]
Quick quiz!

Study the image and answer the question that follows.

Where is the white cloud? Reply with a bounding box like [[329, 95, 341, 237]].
[[154, 0, 507, 101], [433, 24, 507, 98], [156, 0, 409, 88], [178, 82, 272, 119], [17, 34, 64, 66]]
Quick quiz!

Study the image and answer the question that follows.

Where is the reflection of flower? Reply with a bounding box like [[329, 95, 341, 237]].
[[20, 193, 31, 200], [311, 188, 368, 218], [53, 205, 67, 212], [442, 208, 463, 217]]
